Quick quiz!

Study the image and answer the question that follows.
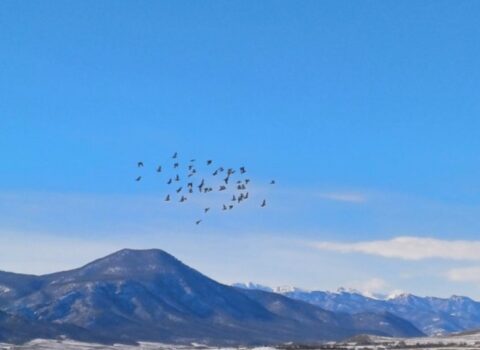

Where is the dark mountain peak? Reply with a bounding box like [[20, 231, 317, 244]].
[[45, 248, 192, 283], [93, 248, 180, 267]]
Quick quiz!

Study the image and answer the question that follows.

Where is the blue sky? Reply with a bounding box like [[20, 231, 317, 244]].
[[2, 1, 480, 298]]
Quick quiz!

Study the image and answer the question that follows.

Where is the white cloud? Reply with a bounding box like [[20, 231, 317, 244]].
[[350, 277, 389, 297], [446, 266, 480, 283], [318, 192, 367, 203], [313, 236, 480, 261]]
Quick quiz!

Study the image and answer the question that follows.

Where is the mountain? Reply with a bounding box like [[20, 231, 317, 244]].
[[0, 249, 423, 345], [234, 284, 480, 336]]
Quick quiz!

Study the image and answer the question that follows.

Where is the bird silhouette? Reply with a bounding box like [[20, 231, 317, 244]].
[[134, 153, 274, 224]]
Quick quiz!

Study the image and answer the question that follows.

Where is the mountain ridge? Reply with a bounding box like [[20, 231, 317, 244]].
[[233, 282, 480, 335], [0, 248, 423, 345]]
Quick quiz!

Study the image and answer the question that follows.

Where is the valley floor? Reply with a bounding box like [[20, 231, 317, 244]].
[[4, 333, 480, 350]]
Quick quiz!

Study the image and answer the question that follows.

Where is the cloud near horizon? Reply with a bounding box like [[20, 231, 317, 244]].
[[446, 266, 480, 284], [313, 236, 480, 261]]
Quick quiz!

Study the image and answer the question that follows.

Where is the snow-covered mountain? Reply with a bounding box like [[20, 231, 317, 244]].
[[233, 283, 480, 335], [0, 249, 423, 345]]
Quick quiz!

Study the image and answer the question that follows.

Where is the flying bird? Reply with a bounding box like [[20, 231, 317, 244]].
[[224, 177, 229, 185], [245, 179, 250, 184], [219, 185, 226, 191], [167, 178, 172, 185], [156, 165, 162, 172], [195, 220, 202, 225], [207, 160, 213, 165], [172, 152, 178, 159], [261, 199, 266, 207], [240, 167, 246, 174], [135, 176, 142, 182], [137, 162, 144, 168], [204, 208, 210, 213], [270, 180, 276, 185], [174, 162, 179, 168], [176, 187, 182, 193], [180, 196, 187, 202], [222, 204, 227, 211], [175, 174, 180, 181], [165, 194, 170, 201]]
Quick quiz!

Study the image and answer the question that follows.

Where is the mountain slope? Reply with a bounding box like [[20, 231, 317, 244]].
[[0, 249, 423, 344], [235, 284, 480, 336]]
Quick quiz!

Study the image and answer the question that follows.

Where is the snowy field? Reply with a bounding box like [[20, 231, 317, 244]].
[[3, 335, 480, 350], [0, 340, 272, 350]]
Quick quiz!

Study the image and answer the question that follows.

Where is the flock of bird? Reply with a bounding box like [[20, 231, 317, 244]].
[[135, 152, 275, 224]]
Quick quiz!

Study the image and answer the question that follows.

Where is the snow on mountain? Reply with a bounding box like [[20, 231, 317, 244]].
[[233, 282, 480, 336], [231, 282, 273, 292], [0, 249, 423, 345]]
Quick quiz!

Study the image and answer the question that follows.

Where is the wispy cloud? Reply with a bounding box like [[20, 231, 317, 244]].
[[313, 236, 480, 261], [446, 266, 480, 283], [349, 277, 389, 297], [317, 192, 368, 203]]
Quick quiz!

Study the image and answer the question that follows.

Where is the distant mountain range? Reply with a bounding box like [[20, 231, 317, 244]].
[[0, 249, 423, 345], [233, 283, 480, 336]]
